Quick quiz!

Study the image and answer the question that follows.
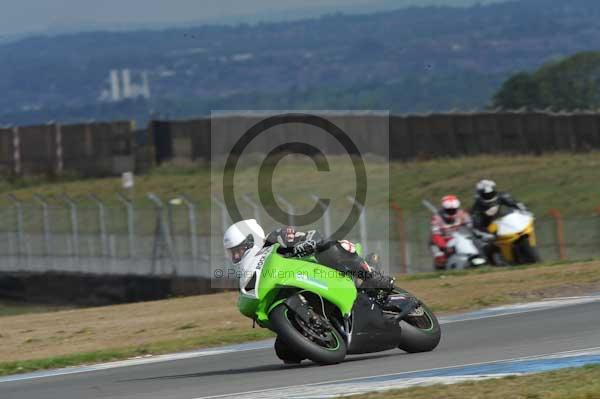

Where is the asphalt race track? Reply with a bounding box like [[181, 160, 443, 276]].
[[2, 296, 600, 399]]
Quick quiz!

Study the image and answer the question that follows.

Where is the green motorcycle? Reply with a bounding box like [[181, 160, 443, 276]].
[[237, 243, 441, 365]]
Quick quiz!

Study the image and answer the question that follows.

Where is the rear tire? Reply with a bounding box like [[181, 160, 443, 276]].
[[397, 303, 441, 353], [270, 303, 346, 365]]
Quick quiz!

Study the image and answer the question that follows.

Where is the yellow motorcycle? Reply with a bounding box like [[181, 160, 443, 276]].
[[487, 207, 540, 265]]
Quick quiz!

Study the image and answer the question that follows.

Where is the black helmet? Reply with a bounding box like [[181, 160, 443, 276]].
[[476, 179, 498, 207]]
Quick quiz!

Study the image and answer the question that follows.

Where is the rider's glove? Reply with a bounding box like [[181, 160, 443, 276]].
[[293, 240, 317, 257], [474, 229, 495, 242]]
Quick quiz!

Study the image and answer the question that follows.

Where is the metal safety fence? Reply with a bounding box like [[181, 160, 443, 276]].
[[0, 194, 599, 277]]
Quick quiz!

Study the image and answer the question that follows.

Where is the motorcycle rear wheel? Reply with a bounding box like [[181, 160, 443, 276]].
[[270, 303, 347, 365], [514, 236, 540, 264], [397, 302, 441, 353]]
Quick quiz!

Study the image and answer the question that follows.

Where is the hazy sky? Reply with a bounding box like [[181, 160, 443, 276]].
[[0, 0, 508, 37]]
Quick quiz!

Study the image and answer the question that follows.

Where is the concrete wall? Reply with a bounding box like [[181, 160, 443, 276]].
[[0, 272, 221, 305]]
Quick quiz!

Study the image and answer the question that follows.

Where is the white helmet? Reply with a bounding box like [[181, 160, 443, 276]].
[[223, 219, 265, 264]]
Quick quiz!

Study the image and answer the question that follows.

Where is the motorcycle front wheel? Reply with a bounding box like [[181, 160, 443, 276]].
[[270, 303, 347, 365]]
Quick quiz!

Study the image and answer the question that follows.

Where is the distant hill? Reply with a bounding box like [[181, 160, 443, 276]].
[[2, 0, 600, 125], [0, 1, 514, 39]]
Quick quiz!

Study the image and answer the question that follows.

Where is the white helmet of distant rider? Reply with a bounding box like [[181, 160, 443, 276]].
[[440, 194, 461, 223]]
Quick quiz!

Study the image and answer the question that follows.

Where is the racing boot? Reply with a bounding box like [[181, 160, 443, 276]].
[[359, 269, 395, 303], [382, 294, 421, 321]]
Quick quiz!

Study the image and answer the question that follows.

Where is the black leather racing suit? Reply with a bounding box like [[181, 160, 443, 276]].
[[264, 228, 393, 291], [470, 193, 526, 265], [471, 193, 525, 231]]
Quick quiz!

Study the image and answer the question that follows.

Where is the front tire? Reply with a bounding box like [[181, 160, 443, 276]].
[[274, 337, 305, 364], [270, 303, 346, 365]]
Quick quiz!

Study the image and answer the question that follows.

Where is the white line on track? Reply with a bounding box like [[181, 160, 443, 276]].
[[193, 347, 600, 399], [1, 293, 599, 384], [438, 293, 600, 323]]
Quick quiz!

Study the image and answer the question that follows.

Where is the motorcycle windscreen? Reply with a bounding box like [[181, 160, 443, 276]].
[[449, 232, 479, 256], [495, 212, 533, 237], [238, 246, 273, 297]]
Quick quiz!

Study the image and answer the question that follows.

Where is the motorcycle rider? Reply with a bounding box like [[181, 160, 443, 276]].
[[223, 220, 395, 294], [471, 179, 527, 231], [470, 179, 527, 265], [430, 195, 472, 270], [224, 220, 406, 365]]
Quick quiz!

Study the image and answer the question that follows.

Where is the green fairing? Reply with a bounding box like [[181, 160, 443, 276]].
[[237, 244, 357, 328]]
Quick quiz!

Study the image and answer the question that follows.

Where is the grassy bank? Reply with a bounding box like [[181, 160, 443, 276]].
[[1, 260, 600, 376], [1, 152, 600, 215], [350, 364, 600, 399], [0, 329, 272, 376]]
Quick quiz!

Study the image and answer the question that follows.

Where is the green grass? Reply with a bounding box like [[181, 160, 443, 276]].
[[350, 364, 600, 399], [0, 328, 273, 377], [389, 152, 600, 215], [2, 152, 600, 216], [398, 258, 595, 281]]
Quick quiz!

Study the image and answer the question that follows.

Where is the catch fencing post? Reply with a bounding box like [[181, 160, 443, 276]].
[[311, 194, 331, 238], [7, 194, 25, 266], [117, 192, 136, 258], [347, 196, 368, 254], [390, 202, 408, 274], [595, 206, 600, 252], [181, 194, 199, 268], [147, 193, 176, 275], [167, 199, 176, 257], [33, 194, 51, 259], [212, 196, 232, 267], [242, 194, 262, 224], [61, 194, 80, 261], [548, 209, 566, 261], [89, 194, 108, 257], [210, 195, 234, 274], [276, 195, 295, 227], [211, 195, 230, 234]]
